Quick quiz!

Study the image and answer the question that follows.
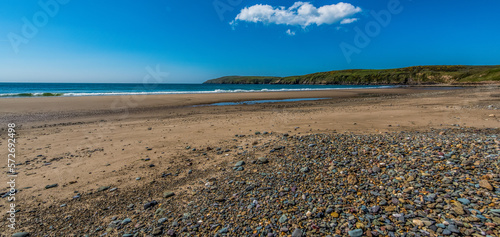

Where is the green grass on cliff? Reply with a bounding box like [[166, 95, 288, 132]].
[[204, 65, 500, 85]]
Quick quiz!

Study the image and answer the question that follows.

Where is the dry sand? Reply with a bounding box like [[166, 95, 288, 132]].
[[0, 86, 499, 233]]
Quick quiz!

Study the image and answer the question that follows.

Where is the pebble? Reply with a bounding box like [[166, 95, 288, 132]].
[[257, 157, 269, 164], [121, 218, 131, 225], [97, 186, 110, 192], [348, 229, 363, 237], [44, 184, 58, 189], [413, 219, 423, 226], [457, 198, 470, 205], [448, 224, 460, 233], [291, 228, 303, 237], [234, 161, 245, 167], [144, 200, 158, 210], [279, 214, 287, 223], [479, 179, 494, 190], [12, 233, 30, 237], [163, 191, 175, 198], [151, 227, 163, 235], [299, 167, 310, 173]]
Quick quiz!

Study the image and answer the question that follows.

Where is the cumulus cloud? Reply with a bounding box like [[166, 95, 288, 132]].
[[340, 18, 358, 24], [286, 29, 296, 36], [232, 2, 362, 27]]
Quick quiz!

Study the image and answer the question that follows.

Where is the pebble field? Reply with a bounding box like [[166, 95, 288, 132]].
[[12, 127, 500, 236]]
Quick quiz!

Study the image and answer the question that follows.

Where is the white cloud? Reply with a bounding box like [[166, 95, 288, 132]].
[[232, 2, 362, 27], [286, 29, 296, 36], [340, 18, 358, 24]]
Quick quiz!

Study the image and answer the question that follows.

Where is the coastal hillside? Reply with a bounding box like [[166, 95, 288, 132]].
[[204, 65, 500, 85]]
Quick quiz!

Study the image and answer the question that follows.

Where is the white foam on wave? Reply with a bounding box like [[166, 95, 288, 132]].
[[0, 92, 64, 97], [0, 86, 397, 97]]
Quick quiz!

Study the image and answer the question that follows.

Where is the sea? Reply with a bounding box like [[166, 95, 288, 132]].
[[0, 83, 396, 98]]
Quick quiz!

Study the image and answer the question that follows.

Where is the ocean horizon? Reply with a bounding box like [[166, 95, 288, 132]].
[[0, 82, 396, 98]]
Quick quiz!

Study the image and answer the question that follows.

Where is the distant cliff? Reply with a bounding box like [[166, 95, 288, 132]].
[[204, 65, 500, 85]]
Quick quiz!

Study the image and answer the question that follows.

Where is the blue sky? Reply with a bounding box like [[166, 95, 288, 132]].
[[1, 0, 499, 83]]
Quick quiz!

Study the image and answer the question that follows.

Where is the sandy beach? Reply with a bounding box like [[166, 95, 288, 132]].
[[1, 86, 499, 236]]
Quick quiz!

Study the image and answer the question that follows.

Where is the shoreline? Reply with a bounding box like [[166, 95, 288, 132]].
[[0, 87, 458, 123], [0, 87, 446, 125], [2, 83, 498, 99], [0, 84, 400, 99]]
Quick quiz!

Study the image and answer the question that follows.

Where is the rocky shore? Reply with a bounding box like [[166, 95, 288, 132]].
[[15, 127, 500, 236]]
